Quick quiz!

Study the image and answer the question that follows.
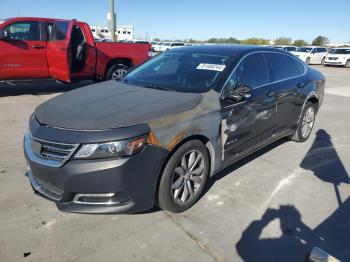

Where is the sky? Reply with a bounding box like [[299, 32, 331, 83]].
[[1, 0, 349, 43]]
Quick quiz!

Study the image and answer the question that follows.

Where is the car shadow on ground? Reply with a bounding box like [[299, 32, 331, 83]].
[[0, 80, 93, 97], [235, 129, 350, 262]]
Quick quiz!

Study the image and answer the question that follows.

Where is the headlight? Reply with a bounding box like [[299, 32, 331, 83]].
[[74, 136, 147, 159]]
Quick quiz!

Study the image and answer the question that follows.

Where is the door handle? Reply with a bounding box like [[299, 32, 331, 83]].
[[32, 45, 45, 49]]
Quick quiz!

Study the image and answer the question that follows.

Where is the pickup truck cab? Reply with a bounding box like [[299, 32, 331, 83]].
[[0, 17, 151, 83]]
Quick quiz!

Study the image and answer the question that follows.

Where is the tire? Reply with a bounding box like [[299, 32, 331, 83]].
[[158, 140, 210, 213], [106, 64, 128, 81], [321, 57, 325, 65], [345, 60, 350, 68], [291, 101, 317, 142], [306, 57, 311, 65]]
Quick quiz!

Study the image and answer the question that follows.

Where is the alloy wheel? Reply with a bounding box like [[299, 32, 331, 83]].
[[301, 107, 315, 138], [171, 150, 205, 203], [111, 68, 127, 81]]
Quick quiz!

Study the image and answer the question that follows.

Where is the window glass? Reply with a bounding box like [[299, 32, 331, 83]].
[[286, 47, 296, 51], [267, 53, 305, 81], [124, 51, 230, 93], [51, 21, 69, 41], [329, 49, 350, 54], [4, 21, 40, 41], [226, 53, 268, 90], [296, 47, 312, 53]]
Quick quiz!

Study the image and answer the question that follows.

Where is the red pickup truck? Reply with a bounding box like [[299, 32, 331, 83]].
[[0, 17, 151, 83]]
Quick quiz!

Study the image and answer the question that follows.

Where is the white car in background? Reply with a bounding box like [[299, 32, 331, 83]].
[[274, 45, 297, 52], [324, 48, 350, 68], [159, 42, 185, 52], [292, 46, 328, 65], [153, 42, 164, 52]]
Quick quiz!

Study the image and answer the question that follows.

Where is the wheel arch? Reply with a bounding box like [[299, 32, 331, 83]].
[[105, 58, 134, 76], [153, 134, 216, 206]]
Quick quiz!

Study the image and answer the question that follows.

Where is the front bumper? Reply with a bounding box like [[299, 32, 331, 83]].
[[24, 132, 168, 214], [324, 60, 345, 66]]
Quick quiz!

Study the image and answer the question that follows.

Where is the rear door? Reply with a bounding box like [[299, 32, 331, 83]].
[[265, 52, 307, 133], [0, 20, 49, 80], [47, 20, 74, 82]]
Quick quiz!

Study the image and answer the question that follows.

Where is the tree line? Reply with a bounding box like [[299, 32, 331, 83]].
[[154, 35, 330, 47]]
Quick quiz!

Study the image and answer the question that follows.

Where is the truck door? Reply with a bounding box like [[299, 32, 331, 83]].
[[47, 20, 74, 82], [70, 22, 96, 80], [0, 20, 49, 80]]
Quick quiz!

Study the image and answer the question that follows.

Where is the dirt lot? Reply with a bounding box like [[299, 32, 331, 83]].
[[0, 65, 349, 262]]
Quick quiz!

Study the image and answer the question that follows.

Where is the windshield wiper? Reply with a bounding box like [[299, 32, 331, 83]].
[[140, 84, 173, 91]]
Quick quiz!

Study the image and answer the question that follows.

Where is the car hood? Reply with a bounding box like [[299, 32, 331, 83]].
[[35, 81, 204, 130]]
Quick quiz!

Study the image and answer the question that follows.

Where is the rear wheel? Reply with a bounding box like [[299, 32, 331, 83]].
[[158, 140, 210, 213], [291, 101, 316, 142], [106, 64, 128, 81]]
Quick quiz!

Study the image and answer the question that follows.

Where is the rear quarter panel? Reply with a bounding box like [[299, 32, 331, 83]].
[[95, 43, 151, 76]]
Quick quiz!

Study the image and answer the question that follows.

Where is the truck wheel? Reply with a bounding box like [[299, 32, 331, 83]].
[[290, 101, 317, 142], [106, 64, 128, 81], [158, 140, 210, 213]]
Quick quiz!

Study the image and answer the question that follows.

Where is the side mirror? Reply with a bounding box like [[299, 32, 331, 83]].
[[230, 83, 252, 102], [0, 29, 9, 40]]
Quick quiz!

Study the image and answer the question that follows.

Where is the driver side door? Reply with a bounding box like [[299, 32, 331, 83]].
[[221, 52, 277, 164]]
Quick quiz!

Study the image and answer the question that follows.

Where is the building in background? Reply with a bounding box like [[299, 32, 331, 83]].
[[90, 25, 134, 41]]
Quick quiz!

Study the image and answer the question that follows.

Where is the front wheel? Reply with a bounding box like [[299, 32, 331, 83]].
[[321, 57, 325, 65], [158, 140, 210, 213], [306, 57, 311, 65], [345, 60, 350, 68], [290, 101, 316, 142], [106, 64, 128, 81]]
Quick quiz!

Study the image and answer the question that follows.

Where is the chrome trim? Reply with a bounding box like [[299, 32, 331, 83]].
[[28, 170, 62, 201], [220, 50, 308, 99], [24, 132, 79, 167], [73, 193, 117, 205]]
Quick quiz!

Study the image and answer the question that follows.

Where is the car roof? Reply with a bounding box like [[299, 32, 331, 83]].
[[332, 47, 350, 49], [167, 44, 290, 57], [2, 17, 84, 24]]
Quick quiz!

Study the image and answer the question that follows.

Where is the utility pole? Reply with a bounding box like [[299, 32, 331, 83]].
[[108, 0, 117, 42]]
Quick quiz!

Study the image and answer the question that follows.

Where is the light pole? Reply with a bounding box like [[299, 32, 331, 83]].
[[108, 0, 117, 42]]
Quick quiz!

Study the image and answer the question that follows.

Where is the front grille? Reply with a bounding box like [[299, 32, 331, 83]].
[[40, 142, 77, 160], [328, 57, 338, 60], [31, 136, 78, 163]]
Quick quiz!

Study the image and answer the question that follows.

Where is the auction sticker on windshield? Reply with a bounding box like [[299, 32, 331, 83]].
[[197, 63, 226, 71]]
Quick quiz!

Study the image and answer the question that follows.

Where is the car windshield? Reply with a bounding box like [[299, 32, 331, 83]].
[[329, 48, 350, 54], [163, 43, 171, 46], [274, 46, 283, 49], [123, 51, 231, 93], [296, 47, 313, 52]]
